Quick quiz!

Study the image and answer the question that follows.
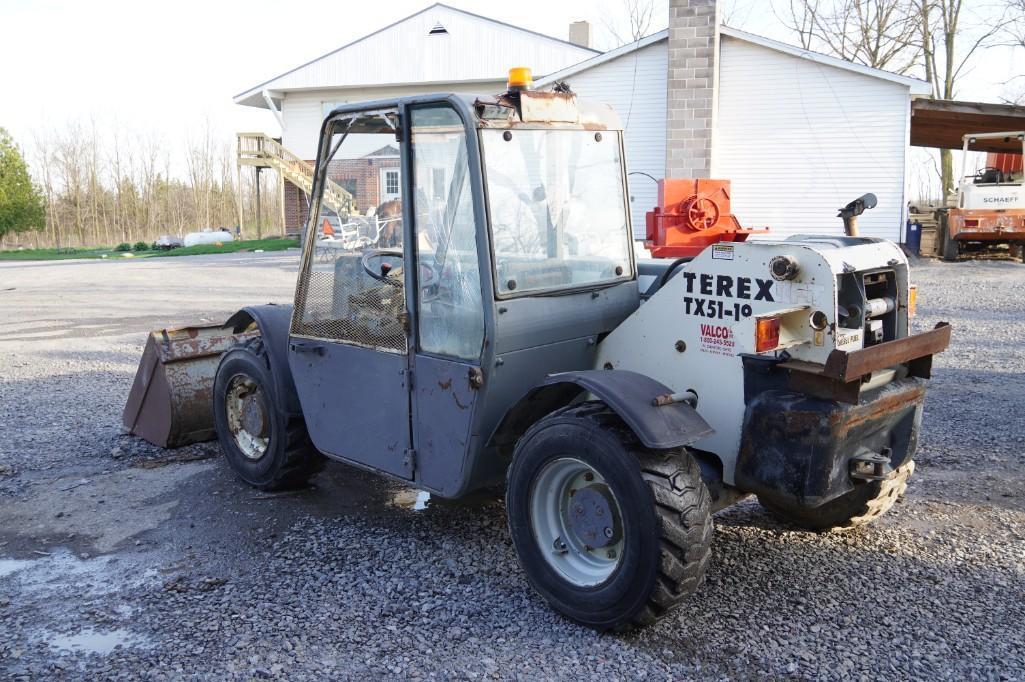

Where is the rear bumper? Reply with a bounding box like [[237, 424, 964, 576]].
[[734, 324, 950, 508], [735, 378, 925, 508], [950, 209, 1025, 241]]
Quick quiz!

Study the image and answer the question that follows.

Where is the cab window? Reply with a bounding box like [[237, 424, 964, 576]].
[[482, 129, 632, 296], [411, 105, 485, 360]]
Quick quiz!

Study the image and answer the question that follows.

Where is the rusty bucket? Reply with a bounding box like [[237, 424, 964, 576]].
[[122, 325, 251, 448]]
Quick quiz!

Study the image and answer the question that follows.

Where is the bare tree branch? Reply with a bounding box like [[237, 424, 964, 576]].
[[772, 0, 922, 73], [602, 0, 659, 47]]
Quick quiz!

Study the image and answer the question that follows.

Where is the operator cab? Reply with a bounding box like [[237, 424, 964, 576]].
[[957, 131, 1025, 207], [287, 73, 637, 495]]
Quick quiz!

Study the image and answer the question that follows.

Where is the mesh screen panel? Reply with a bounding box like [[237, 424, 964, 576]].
[[291, 249, 407, 353]]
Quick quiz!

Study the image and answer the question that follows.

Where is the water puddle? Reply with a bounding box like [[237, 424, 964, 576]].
[[391, 489, 431, 511], [48, 628, 152, 655], [0, 548, 157, 597], [0, 558, 37, 578]]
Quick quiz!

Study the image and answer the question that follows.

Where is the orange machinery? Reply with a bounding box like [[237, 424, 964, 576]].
[[645, 178, 766, 258], [986, 152, 1024, 174]]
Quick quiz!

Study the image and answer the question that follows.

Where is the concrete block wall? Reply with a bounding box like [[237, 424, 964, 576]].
[[666, 0, 719, 179]]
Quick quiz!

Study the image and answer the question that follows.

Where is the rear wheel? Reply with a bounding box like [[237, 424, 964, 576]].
[[759, 462, 914, 531], [938, 212, 959, 261], [506, 403, 712, 631], [214, 337, 322, 490]]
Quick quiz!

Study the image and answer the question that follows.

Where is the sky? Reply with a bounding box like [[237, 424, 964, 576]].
[[0, 0, 1020, 193]]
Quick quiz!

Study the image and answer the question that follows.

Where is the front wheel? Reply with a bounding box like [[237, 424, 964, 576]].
[[213, 337, 323, 490], [759, 462, 914, 531], [506, 403, 712, 631]]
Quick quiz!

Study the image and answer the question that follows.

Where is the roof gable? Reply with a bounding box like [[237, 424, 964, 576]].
[[235, 3, 598, 106]]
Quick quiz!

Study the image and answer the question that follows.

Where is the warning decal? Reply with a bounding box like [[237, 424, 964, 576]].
[[699, 323, 735, 356], [711, 244, 735, 260]]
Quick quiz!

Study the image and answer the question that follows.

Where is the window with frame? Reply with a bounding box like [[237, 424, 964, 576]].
[[384, 170, 400, 195], [291, 109, 408, 353], [410, 105, 485, 360], [481, 129, 632, 296]]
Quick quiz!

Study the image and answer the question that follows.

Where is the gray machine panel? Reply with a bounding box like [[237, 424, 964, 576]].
[[412, 353, 479, 495], [288, 341, 412, 479], [492, 280, 640, 354]]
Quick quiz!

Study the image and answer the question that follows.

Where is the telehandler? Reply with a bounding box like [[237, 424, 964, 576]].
[[125, 70, 950, 630]]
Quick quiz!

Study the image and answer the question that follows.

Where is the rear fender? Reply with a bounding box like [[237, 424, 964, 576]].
[[224, 304, 302, 416], [489, 369, 713, 453]]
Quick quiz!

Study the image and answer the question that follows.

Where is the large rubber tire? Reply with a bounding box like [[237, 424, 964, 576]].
[[938, 212, 959, 262], [213, 337, 323, 490], [759, 461, 914, 532], [506, 402, 712, 631]]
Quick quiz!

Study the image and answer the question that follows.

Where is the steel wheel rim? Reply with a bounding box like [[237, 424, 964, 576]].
[[529, 457, 625, 587], [225, 374, 269, 461]]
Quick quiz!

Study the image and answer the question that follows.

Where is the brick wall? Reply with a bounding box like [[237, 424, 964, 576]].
[[326, 157, 401, 211], [666, 0, 719, 179], [283, 181, 309, 235], [282, 156, 401, 234]]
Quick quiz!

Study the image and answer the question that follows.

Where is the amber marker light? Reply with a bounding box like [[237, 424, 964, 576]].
[[507, 66, 533, 90], [755, 317, 781, 353]]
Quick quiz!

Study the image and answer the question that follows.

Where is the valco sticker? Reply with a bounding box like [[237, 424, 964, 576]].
[[699, 323, 735, 356], [711, 244, 734, 260]]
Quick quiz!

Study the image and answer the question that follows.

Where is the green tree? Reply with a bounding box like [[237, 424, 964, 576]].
[[0, 127, 46, 238]]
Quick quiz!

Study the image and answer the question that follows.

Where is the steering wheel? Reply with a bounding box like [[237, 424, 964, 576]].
[[361, 249, 405, 286], [361, 248, 442, 295]]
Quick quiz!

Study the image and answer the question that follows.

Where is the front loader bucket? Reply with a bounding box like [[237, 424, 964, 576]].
[[122, 325, 252, 448]]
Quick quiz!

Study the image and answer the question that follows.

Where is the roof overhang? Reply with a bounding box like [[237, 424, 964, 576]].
[[233, 78, 507, 109], [535, 29, 668, 87], [719, 26, 933, 94], [911, 98, 1025, 152], [535, 25, 932, 94]]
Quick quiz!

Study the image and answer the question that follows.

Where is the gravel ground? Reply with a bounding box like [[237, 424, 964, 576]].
[[0, 251, 1023, 680]]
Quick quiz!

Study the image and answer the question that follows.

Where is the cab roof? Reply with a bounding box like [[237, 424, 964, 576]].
[[323, 91, 623, 132]]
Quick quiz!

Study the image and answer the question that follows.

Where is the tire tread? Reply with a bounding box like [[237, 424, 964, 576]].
[[759, 462, 914, 531]]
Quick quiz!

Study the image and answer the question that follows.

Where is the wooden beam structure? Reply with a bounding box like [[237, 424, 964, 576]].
[[911, 98, 1025, 153]]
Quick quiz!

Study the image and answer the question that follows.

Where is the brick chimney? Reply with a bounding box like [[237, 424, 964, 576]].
[[666, 0, 720, 179], [569, 20, 591, 48]]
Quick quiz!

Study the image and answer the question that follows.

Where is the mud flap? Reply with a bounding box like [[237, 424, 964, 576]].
[[122, 325, 254, 448]]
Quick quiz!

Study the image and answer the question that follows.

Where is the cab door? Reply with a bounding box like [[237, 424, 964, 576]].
[[288, 107, 414, 479], [407, 103, 488, 494]]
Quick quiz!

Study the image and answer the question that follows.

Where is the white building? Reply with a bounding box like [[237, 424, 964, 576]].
[[235, 1, 930, 240]]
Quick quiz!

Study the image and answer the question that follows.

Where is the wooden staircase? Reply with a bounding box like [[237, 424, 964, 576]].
[[237, 133, 353, 218]]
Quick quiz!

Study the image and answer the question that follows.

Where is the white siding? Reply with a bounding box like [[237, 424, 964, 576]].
[[281, 80, 505, 160], [714, 36, 909, 240], [239, 5, 595, 102], [561, 41, 668, 238]]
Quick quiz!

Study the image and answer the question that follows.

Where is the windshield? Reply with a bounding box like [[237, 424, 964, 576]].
[[482, 129, 632, 295]]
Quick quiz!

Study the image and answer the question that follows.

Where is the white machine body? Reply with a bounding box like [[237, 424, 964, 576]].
[[596, 237, 913, 484]]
